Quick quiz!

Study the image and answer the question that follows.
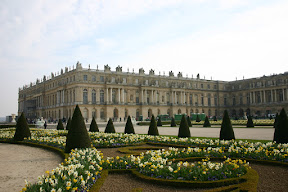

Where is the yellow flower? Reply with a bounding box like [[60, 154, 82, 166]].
[[66, 187, 71, 190], [73, 178, 77, 183], [22, 187, 27, 191]]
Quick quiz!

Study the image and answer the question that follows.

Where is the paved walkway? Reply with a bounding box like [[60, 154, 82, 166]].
[[0, 143, 63, 192]]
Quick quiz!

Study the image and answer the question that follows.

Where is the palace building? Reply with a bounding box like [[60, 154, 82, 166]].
[[18, 62, 288, 122]]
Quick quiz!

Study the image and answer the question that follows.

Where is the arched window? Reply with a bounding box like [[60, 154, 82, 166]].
[[92, 89, 96, 104], [83, 89, 88, 104]]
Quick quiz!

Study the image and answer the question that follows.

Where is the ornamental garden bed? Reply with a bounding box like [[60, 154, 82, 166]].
[[0, 128, 287, 192]]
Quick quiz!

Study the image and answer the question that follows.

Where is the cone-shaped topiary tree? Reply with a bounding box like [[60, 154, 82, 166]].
[[66, 117, 71, 130], [246, 115, 254, 128], [89, 117, 99, 132], [203, 116, 211, 127], [65, 105, 91, 153], [196, 114, 201, 122], [273, 113, 279, 128], [170, 117, 177, 127], [178, 115, 191, 138], [213, 116, 217, 121], [219, 110, 235, 140], [57, 119, 64, 130], [273, 108, 288, 143], [14, 112, 31, 141], [187, 116, 192, 127], [157, 117, 162, 126], [124, 116, 135, 134], [148, 115, 159, 135], [105, 118, 116, 133]]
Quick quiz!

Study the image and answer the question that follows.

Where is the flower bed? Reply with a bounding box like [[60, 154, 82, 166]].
[[0, 128, 287, 191]]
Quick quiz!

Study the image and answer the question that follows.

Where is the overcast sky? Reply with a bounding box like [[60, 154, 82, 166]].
[[0, 0, 288, 117]]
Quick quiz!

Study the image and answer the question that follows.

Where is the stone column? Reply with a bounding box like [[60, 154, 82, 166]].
[[274, 89, 277, 102], [253, 91, 256, 104], [260, 91, 262, 103], [171, 91, 174, 104], [180, 92, 183, 104], [122, 89, 125, 103], [175, 91, 177, 104], [141, 89, 144, 103], [286, 88, 288, 101], [263, 90, 266, 103], [271, 90, 273, 102], [151, 90, 154, 103], [110, 88, 112, 103], [282, 89, 285, 102], [250, 92, 252, 104], [145, 89, 147, 104], [118, 88, 121, 103], [106, 88, 109, 103]]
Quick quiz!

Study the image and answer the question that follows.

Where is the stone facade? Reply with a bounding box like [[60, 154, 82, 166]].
[[18, 62, 288, 122]]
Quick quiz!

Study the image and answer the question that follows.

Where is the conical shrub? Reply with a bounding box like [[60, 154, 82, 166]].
[[14, 112, 31, 141], [246, 115, 254, 128], [178, 115, 191, 138], [187, 116, 192, 127], [105, 118, 116, 133], [203, 116, 211, 127], [273, 108, 288, 143], [124, 116, 135, 134], [213, 116, 217, 121], [65, 105, 91, 153], [66, 117, 71, 130], [196, 114, 201, 122], [219, 110, 235, 140], [57, 119, 64, 130], [89, 117, 99, 132], [148, 115, 159, 135], [157, 118, 162, 126], [273, 113, 279, 128], [170, 117, 177, 127]]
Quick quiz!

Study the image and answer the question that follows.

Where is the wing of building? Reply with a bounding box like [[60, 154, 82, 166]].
[[18, 62, 288, 122]]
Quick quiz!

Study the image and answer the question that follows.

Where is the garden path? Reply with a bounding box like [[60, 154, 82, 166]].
[[0, 143, 63, 192]]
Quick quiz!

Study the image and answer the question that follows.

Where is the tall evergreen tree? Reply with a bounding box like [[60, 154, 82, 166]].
[[105, 118, 116, 133], [246, 115, 254, 128], [124, 116, 135, 134], [196, 114, 201, 122], [178, 115, 191, 138], [273, 108, 288, 143], [57, 119, 64, 130], [66, 117, 72, 130], [203, 116, 211, 127], [219, 110, 235, 140], [148, 115, 159, 135], [89, 117, 99, 132], [65, 105, 91, 153], [170, 117, 177, 127], [187, 116, 192, 127], [14, 112, 31, 141], [157, 117, 162, 126]]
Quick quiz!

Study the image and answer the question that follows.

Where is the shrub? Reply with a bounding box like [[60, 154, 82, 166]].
[[196, 115, 201, 122], [148, 115, 159, 135], [56, 119, 64, 130], [203, 116, 211, 127], [178, 115, 191, 138], [273, 108, 288, 143], [213, 116, 217, 121], [13, 112, 31, 141], [65, 105, 91, 153], [273, 113, 279, 128], [66, 117, 71, 130], [170, 117, 177, 127], [157, 118, 162, 126], [89, 117, 99, 132], [220, 110, 235, 140], [187, 116, 192, 127], [105, 118, 116, 133], [124, 116, 135, 134], [246, 115, 254, 128]]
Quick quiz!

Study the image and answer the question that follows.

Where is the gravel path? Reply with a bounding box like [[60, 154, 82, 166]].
[[0, 143, 63, 192]]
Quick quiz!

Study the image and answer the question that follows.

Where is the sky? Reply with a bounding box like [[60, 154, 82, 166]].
[[0, 0, 288, 117]]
